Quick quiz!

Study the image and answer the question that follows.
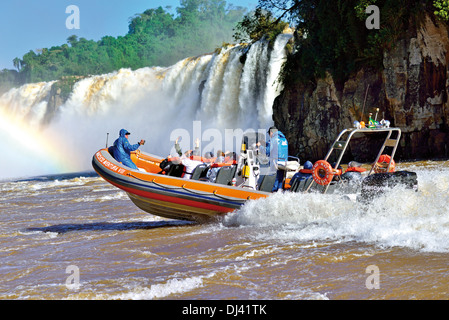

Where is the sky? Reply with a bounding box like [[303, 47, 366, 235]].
[[0, 0, 257, 70]]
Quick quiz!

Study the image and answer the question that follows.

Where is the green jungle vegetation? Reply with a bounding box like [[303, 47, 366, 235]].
[[1, 0, 448, 95], [235, 0, 449, 87], [0, 0, 247, 93]]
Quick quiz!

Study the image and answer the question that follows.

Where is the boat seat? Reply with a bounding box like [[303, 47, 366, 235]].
[[306, 180, 339, 194], [191, 164, 209, 181], [277, 160, 300, 172], [258, 175, 276, 192], [215, 165, 237, 185], [166, 164, 185, 177], [290, 177, 313, 193], [107, 146, 116, 157], [289, 177, 300, 192]]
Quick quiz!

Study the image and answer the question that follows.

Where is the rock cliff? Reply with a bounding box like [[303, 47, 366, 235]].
[[273, 15, 449, 162]]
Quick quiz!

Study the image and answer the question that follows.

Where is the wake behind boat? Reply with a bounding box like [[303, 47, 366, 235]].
[[92, 126, 418, 222]]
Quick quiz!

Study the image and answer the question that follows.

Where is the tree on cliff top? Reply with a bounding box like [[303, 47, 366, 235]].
[[233, 7, 289, 43], [249, 0, 449, 85]]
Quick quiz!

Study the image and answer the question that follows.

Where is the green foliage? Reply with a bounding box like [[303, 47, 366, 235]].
[[233, 7, 290, 43], [434, 0, 449, 19], [355, 0, 378, 19], [263, 0, 445, 86], [285, 0, 376, 84], [0, 69, 19, 94], [0, 0, 246, 87], [51, 76, 82, 101]]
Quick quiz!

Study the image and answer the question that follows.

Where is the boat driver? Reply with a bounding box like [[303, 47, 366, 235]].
[[257, 126, 289, 192], [112, 129, 145, 169]]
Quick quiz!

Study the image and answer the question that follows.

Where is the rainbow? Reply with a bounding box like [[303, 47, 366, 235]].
[[0, 107, 81, 178]]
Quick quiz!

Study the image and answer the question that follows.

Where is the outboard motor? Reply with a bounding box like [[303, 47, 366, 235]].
[[359, 171, 418, 202]]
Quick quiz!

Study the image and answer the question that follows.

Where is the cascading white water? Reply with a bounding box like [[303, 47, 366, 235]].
[[0, 81, 56, 127], [0, 32, 293, 179]]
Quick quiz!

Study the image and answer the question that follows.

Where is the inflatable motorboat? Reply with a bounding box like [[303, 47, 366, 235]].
[[92, 132, 271, 222], [92, 127, 418, 222]]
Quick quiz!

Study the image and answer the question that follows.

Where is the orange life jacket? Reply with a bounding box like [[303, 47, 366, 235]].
[[346, 166, 366, 173]]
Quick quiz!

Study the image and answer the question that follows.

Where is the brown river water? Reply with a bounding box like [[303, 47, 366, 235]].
[[1, 160, 449, 300]]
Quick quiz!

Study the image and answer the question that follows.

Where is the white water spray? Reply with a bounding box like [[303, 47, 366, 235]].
[[224, 164, 449, 253]]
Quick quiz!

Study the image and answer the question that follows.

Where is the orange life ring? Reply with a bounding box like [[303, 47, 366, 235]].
[[312, 160, 334, 186], [374, 154, 395, 173]]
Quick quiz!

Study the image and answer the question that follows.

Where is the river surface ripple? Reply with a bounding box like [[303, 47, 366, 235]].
[[1, 161, 449, 300]]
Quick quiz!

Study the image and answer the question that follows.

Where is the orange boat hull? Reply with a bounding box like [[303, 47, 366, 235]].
[[92, 149, 269, 222]]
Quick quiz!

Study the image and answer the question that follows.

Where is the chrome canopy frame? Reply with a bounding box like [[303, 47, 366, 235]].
[[306, 127, 402, 193]]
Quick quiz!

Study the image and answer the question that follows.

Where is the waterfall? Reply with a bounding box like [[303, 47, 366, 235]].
[[0, 32, 293, 179]]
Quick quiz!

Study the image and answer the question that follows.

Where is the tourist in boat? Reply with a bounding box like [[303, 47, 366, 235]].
[[175, 137, 200, 156], [180, 149, 204, 179], [111, 129, 145, 169], [203, 151, 214, 161], [259, 126, 289, 192], [289, 160, 313, 187], [341, 161, 366, 182], [172, 137, 211, 179], [207, 150, 225, 182], [224, 151, 237, 164]]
